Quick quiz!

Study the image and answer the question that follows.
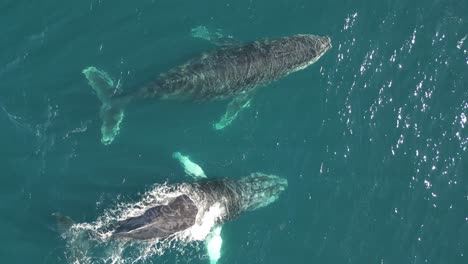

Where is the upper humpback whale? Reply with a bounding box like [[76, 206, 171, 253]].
[[84, 34, 332, 144]]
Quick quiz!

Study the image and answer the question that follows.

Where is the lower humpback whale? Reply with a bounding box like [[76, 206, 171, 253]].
[[112, 173, 287, 240], [55, 173, 287, 263], [84, 34, 332, 144], [55, 173, 286, 242]]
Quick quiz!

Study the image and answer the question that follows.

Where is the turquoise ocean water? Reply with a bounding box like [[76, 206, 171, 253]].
[[1, 0, 467, 263]]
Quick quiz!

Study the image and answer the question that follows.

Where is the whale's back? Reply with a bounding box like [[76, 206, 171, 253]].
[[154, 34, 331, 101], [113, 195, 198, 240]]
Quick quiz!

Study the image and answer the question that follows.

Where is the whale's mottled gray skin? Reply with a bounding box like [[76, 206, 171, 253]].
[[112, 195, 198, 240], [83, 34, 331, 144], [125, 34, 332, 102], [112, 173, 287, 240]]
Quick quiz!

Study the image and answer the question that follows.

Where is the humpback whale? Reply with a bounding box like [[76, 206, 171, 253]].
[[112, 173, 287, 240], [84, 34, 332, 144], [55, 174, 287, 240], [54, 149, 287, 262]]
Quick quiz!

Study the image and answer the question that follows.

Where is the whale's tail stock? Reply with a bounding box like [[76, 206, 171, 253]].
[[52, 212, 75, 234], [82, 67, 126, 145]]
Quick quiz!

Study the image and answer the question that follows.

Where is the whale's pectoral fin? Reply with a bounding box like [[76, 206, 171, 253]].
[[52, 212, 75, 235], [82, 66, 125, 145], [172, 151, 207, 179], [215, 37, 242, 47], [191, 25, 241, 47], [214, 93, 253, 130], [206, 225, 223, 264]]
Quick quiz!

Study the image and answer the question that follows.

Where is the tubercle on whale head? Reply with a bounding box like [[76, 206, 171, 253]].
[[317, 35, 332, 56], [299, 34, 332, 61], [236, 173, 288, 211], [324, 35, 332, 50]]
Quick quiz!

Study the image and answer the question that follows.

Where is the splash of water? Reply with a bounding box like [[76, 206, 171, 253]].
[[61, 183, 223, 263]]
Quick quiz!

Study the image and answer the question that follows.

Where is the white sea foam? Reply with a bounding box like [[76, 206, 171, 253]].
[[186, 202, 225, 241], [63, 183, 224, 263]]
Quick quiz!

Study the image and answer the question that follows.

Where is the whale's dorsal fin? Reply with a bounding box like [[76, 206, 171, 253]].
[[113, 195, 198, 240]]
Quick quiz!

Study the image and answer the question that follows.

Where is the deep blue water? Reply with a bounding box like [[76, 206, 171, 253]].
[[1, 0, 467, 263]]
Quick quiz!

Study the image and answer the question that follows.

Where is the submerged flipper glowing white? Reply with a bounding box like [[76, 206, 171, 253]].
[[206, 225, 223, 264], [190, 25, 240, 47], [172, 152, 207, 179]]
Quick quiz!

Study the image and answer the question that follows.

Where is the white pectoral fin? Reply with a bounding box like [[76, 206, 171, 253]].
[[172, 152, 207, 179], [214, 93, 253, 130], [206, 225, 223, 264], [191, 25, 241, 47]]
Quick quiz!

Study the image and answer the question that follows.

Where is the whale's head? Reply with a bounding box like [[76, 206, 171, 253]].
[[284, 34, 332, 70], [237, 173, 288, 211], [305, 34, 332, 61], [319, 35, 332, 53]]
